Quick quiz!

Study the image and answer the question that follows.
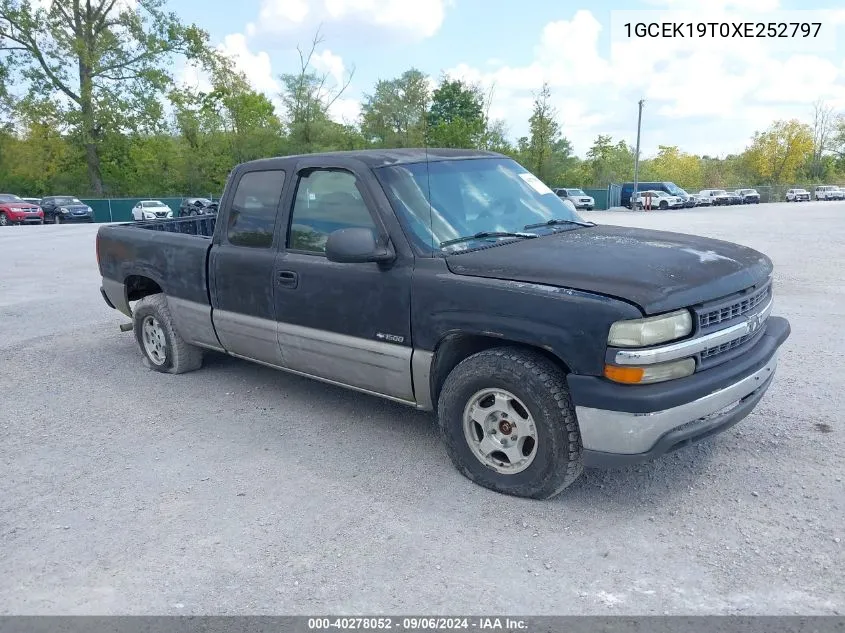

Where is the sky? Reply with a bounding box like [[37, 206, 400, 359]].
[[171, 0, 845, 159]]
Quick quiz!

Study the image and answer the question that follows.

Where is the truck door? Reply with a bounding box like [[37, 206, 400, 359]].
[[272, 162, 415, 403], [208, 168, 287, 366]]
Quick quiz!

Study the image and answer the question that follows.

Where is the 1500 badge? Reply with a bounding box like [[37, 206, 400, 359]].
[[375, 332, 405, 343]]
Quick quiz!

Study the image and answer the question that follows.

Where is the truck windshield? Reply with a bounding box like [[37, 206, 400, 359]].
[[375, 157, 586, 251]]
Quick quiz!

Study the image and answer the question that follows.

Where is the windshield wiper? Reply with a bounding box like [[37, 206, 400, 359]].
[[523, 218, 596, 230], [440, 231, 538, 248]]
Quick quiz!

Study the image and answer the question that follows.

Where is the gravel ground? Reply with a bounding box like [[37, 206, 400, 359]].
[[1, 202, 843, 615]]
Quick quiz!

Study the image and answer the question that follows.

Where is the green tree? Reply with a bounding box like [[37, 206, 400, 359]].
[[744, 119, 813, 184], [639, 145, 703, 191], [360, 68, 430, 148], [425, 77, 486, 148], [0, 0, 210, 195], [580, 135, 635, 185], [525, 82, 560, 184], [279, 30, 354, 154]]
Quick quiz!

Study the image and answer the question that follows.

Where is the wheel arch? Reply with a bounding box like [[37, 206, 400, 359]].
[[424, 332, 573, 411], [124, 273, 165, 304]]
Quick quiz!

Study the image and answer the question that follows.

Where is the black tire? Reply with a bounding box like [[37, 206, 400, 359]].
[[0, 212, 8, 227], [437, 347, 583, 499], [659, 200, 668, 210], [132, 293, 203, 374]]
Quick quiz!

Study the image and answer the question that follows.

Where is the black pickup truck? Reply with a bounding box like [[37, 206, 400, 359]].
[[96, 149, 790, 499]]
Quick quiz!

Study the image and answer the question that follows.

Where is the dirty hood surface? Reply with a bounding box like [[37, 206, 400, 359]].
[[445, 224, 773, 314]]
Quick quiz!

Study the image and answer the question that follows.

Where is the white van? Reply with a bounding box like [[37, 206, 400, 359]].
[[814, 185, 843, 201]]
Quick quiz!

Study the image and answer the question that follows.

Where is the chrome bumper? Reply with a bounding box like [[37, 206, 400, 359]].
[[576, 352, 778, 459]]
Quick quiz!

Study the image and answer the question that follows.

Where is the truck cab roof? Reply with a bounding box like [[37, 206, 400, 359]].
[[239, 148, 503, 170]]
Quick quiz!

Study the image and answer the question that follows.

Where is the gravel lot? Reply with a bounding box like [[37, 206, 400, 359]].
[[1, 202, 843, 615]]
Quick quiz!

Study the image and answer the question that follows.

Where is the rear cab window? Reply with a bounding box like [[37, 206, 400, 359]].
[[226, 170, 286, 248]]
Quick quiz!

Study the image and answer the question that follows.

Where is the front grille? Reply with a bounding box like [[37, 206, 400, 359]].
[[700, 332, 753, 359], [698, 283, 771, 329]]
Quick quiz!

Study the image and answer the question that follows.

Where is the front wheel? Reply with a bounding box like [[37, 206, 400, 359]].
[[437, 347, 583, 499], [0, 213, 8, 227], [659, 200, 668, 210], [132, 293, 203, 374]]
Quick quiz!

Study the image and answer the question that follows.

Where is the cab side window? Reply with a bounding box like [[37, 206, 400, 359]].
[[227, 170, 286, 248], [287, 170, 377, 254]]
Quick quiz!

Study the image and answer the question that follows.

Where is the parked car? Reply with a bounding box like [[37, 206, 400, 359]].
[[785, 188, 810, 202], [737, 188, 760, 204], [179, 197, 217, 216], [553, 188, 594, 210], [633, 190, 684, 210], [0, 193, 44, 226], [95, 148, 790, 499], [621, 181, 694, 208], [698, 189, 732, 206], [814, 185, 843, 201], [39, 195, 95, 223], [690, 194, 712, 206], [131, 200, 173, 221], [725, 191, 744, 205]]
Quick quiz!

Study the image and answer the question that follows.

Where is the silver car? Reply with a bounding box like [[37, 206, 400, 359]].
[[554, 188, 594, 210]]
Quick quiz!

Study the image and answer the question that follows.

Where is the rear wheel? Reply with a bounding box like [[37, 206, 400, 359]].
[[437, 347, 583, 499], [132, 293, 203, 374]]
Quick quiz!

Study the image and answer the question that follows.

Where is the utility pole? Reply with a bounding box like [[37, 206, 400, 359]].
[[632, 98, 644, 209]]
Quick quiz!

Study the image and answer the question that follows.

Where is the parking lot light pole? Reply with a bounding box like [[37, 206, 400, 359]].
[[632, 99, 644, 209]]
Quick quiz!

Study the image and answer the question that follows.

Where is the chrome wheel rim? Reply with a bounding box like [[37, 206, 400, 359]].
[[141, 316, 167, 365], [462, 388, 538, 475]]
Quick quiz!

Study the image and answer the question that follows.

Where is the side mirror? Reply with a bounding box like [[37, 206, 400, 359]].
[[325, 227, 395, 264]]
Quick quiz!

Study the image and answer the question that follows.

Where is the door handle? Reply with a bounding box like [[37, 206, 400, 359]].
[[277, 270, 298, 288]]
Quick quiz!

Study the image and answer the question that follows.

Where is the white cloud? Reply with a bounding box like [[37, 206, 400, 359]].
[[445, 8, 845, 158], [247, 0, 447, 40], [328, 97, 361, 124], [218, 33, 281, 96], [311, 49, 346, 86]]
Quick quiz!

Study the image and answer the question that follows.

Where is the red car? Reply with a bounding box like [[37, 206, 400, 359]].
[[0, 194, 44, 226]]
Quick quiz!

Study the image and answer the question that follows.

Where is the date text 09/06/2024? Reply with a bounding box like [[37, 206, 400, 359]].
[[623, 21, 821, 38], [307, 617, 528, 630]]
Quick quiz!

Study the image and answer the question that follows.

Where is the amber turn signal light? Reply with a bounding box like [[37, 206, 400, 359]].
[[603, 364, 645, 384]]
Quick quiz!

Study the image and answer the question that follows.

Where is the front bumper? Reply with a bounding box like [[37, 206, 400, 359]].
[[61, 213, 94, 222], [569, 316, 790, 467]]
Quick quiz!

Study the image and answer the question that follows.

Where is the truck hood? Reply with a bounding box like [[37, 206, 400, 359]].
[[444, 225, 773, 315]]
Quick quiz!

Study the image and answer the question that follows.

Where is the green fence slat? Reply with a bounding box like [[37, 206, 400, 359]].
[[583, 188, 609, 210], [79, 197, 182, 223]]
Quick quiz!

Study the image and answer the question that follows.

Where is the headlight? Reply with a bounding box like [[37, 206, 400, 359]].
[[604, 358, 695, 384], [608, 309, 693, 347], [87, 206, 93, 213], [60, 206, 69, 213]]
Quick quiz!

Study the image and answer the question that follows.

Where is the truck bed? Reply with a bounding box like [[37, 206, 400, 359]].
[[135, 216, 216, 237], [97, 217, 215, 310]]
